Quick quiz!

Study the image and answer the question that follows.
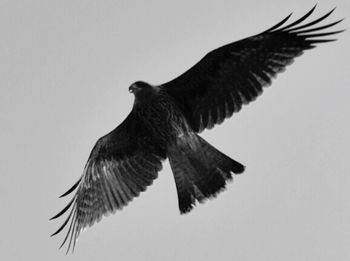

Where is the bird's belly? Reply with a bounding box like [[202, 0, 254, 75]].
[[137, 97, 191, 144]]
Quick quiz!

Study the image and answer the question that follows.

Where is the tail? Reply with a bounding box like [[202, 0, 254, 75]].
[[168, 134, 245, 214]]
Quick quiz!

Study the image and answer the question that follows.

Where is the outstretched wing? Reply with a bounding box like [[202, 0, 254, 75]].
[[161, 6, 344, 133], [50, 112, 166, 253]]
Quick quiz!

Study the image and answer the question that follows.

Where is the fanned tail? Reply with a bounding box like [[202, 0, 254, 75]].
[[168, 134, 245, 214]]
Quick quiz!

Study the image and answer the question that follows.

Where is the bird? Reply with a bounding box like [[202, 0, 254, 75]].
[[51, 6, 343, 253]]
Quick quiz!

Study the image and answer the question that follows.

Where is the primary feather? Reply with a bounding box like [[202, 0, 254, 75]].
[[162, 6, 343, 132]]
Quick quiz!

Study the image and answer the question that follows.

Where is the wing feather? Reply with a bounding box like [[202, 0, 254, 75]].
[[51, 112, 166, 253], [161, 7, 343, 132]]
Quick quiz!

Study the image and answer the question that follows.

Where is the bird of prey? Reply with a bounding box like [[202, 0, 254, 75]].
[[51, 6, 343, 253]]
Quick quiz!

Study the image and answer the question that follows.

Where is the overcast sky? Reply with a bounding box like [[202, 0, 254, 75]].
[[0, 0, 349, 260]]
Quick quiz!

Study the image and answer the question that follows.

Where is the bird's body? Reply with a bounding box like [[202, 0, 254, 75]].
[[51, 6, 344, 253], [132, 84, 189, 146], [130, 82, 245, 212]]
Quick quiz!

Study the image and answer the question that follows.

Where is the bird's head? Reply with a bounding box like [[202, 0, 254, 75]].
[[128, 81, 152, 94], [129, 81, 160, 101]]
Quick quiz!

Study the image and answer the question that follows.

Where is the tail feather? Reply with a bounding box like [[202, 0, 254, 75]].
[[197, 135, 245, 176], [168, 134, 245, 214], [168, 150, 196, 213]]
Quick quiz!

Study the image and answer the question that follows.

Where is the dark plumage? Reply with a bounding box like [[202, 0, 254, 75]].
[[51, 6, 343, 253]]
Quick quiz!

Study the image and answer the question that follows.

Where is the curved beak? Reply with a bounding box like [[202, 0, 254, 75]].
[[129, 84, 138, 93]]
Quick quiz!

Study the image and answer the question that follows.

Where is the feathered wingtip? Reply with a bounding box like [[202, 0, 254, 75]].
[[58, 178, 81, 198], [50, 177, 82, 254], [261, 5, 345, 44]]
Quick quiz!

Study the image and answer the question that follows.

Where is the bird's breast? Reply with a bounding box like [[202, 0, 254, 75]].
[[134, 95, 191, 144]]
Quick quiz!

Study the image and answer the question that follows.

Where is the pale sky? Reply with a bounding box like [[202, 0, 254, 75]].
[[0, 1, 349, 260]]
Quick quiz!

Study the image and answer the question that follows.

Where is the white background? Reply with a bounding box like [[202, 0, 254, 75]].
[[0, 0, 349, 260]]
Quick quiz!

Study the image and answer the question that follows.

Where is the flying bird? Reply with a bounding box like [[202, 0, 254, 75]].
[[51, 6, 343, 253]]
